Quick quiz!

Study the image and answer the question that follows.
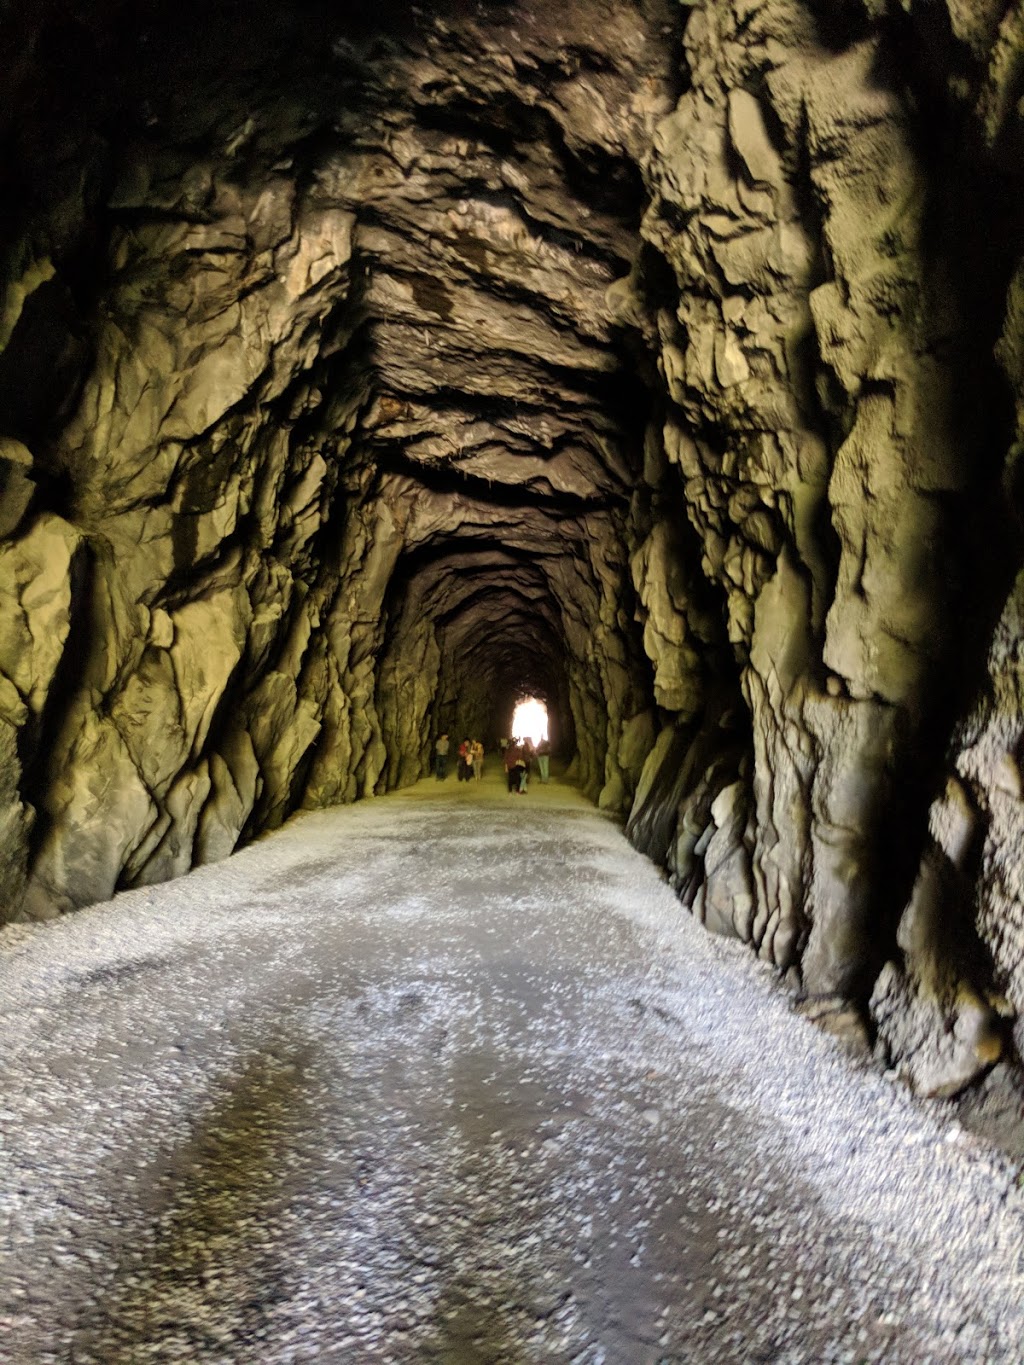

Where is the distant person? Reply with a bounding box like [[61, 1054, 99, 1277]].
[[498, 736, 508, 758], [472, 739, 484, 781], [435, 733, 449, 780], [504, 741, 521, 794], [458, 738, 472, 782], [516, 749, 529, 793], [536, 737, 551, 783]]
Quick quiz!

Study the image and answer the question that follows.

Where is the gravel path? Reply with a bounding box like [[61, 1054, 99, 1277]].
[[2, 770, 1024, 1363]]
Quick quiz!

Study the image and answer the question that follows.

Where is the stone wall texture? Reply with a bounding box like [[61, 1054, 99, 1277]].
[[4, 0, 1024, 1094]]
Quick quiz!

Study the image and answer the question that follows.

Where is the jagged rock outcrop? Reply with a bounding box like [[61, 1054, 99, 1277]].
[[4, 0, 1024, 1096], [625, 0, 1024, 1093]]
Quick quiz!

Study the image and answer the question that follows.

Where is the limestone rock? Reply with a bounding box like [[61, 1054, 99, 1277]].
[[0, 513, 81, 715], [0, 440, 36, 539], [28, 713, 157, 913], [871, 963, 1004, 1100], [0, 719, 32, 919]]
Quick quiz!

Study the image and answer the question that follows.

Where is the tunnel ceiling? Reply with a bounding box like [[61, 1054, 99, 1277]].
[[2, 0, 677, 821], [8, 0, 1024, 1100]]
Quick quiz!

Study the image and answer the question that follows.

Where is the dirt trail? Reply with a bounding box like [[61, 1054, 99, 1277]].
[[2, 771, 1023, 1362]]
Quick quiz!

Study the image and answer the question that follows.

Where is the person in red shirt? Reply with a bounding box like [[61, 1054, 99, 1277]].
[[457, 738, 472, 781]]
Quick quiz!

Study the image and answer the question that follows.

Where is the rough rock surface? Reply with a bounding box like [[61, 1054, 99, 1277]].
[[623, 0, 1024, 1091], [5, 0, 1024, 1092]]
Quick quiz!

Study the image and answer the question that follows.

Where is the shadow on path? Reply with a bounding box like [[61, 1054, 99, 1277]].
[[73, 1045, 310, 1361]]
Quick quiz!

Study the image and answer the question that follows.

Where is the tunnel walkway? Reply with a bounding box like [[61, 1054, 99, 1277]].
[[2, 773, 1024, 1362]]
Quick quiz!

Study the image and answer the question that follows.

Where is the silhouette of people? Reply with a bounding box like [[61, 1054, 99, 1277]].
[[457, 738, 473, 781], [505, 741, 528, 794], [435, 733, 449, 780], [536, 736, 551, 782], [504, 741, 521, 794]]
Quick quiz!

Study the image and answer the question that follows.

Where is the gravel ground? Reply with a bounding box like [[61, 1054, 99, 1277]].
[[2, 769, 1024, 1363]]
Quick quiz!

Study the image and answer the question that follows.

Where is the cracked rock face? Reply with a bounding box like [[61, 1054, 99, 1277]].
[[4, 0, 1024, 1095]]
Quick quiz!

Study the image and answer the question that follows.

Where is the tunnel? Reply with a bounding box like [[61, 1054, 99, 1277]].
[[5, 0, 1024, 1124], [9, 1, 1024, 1355]]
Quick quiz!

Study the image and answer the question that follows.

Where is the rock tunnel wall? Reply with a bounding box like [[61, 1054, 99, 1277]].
[[4, 0, 1024, 1095]]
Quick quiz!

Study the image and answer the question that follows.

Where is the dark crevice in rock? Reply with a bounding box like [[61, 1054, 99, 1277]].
[[369, 447, 626, 512], [18, 537, 95, 869]]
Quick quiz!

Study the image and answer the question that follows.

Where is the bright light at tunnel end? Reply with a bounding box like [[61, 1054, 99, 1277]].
[[511, 697, 548, 745]]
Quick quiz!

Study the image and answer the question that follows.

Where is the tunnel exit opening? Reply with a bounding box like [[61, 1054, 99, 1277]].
[[511, 697, 548, 746]]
